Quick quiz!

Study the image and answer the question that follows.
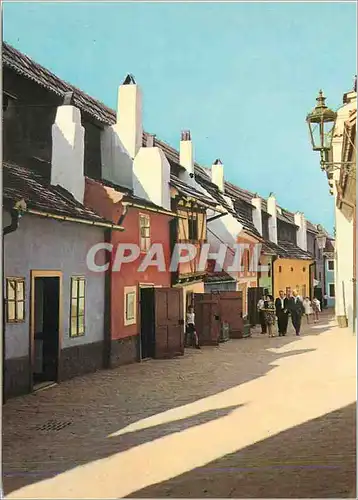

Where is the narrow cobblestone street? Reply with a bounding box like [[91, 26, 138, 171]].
[[3, 313, 356, 498]]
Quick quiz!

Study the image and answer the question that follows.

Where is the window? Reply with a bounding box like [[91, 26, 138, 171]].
[[329, 283, 335, 297], [279, 266, 282, 273], [328, 260, 334, 271], [124, 286, 137, 326], [188, 215, 198, 241], [70, 277, 85, 337], [6, 278, 25, 323], [303, 267, 306, 272], [139, 214, 151, 252]]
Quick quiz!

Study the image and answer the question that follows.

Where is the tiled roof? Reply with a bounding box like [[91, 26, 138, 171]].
[[3, 162, 113, 225], [3, 41, 325, 242], [194, 166, 262, 239], [277, 240, 313, 260], [204, 260, 235, 283], [204, 270, 235, 283], [91, 177, 176, 214], [306, 220, 318, 233], [170, 174, 219, 208], [3, 42, 116, 124]]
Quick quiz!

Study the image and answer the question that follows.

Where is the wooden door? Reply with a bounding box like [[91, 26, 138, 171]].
[[154, 287, 184, 358], [218, 291, 244, 338], [194, 293, 220, 345], [247, 287, 264, 326]]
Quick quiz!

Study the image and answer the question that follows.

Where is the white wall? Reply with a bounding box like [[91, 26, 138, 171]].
[[51, 105, 85, 203], [267, 195, 278, 244], [294, 212, 307, 251], [133, 146, 171, 210], [331, 90, 356, 330], [116, 81, 143, 159], [101, 125, 134, 190]]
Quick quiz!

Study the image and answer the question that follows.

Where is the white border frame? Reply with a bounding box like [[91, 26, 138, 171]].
[[124, 286, 137, 326]]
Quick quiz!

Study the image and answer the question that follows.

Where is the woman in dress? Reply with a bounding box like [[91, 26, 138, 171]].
[[264, 295, 276, 337], [303, 297, 313, 324], [311, 297, 321, 323]]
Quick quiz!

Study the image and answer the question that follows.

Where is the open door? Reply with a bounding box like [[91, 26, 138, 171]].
[[218, 291, 244, 338], [194, 293, 220, 345], [154, 287, 184, 358], [247, 286, 264, 326], [31, 272, 61, 390]]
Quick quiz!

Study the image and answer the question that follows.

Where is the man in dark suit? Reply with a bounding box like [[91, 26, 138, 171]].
[[275, 290, 289, 336], [286, 289, 305, 336]]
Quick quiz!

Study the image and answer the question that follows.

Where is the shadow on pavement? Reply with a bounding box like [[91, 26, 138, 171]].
[[2, 316, 332, 495], [126, 402, 356, 499]]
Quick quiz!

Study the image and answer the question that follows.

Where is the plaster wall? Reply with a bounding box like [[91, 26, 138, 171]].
[[273, 258, 313, 299], [4, 213, 105, 360], [133, 147, 171, 210]]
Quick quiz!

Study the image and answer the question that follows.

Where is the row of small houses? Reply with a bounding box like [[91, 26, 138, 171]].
[[2, 42, 334, 400]]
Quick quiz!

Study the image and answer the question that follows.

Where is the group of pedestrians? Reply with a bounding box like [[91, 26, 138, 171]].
[[257, 288, 321, 337]]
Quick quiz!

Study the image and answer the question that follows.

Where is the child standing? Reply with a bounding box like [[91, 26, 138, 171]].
[[186, 306, 201, 349]]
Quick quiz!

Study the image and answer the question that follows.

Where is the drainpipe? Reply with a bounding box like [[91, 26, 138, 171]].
[[2, 202, 26, 406]]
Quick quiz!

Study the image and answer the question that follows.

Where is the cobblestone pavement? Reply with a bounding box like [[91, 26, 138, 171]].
[[3, 313, 356, 498]]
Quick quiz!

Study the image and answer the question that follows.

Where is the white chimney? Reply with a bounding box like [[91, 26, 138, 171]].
[[294, 212, 307, 251], [101, 126, 133, 190], [51, 100, 85, 203], [116, 74, 143, 159], [133, 134, 171, 211], [252, 196, 262, 235], [266, 193, 278, 244], [179, 130, 194, 184], [211, 159, 224, 192]]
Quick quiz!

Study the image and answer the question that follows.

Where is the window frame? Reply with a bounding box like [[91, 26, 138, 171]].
[[124, 286, 137, 326], [5, 277, 25, 323], [328, 283, 335, 298], [327, 260, 334, 271], [139, 213, 151, 253], [188, 213, 198, 241], [70, 276, 86, 337]]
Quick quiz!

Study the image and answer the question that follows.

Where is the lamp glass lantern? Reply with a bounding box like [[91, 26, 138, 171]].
[[316, 224, 327, 251], [306, 90, 337, 153]]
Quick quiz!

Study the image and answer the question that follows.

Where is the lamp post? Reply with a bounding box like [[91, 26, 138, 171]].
[[306, 89, 355, 172], [306, 90, 337, 170]]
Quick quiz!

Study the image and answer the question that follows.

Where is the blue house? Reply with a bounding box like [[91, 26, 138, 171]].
[[324, 238, 335, 309]]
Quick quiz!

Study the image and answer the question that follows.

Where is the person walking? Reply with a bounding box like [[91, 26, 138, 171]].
[[303, 297, 313, 324], [275, 290, 289, 336], [186, 306, 200, 349], [311, 297, 321, 323], [264, 295, 276, 337], [257, 295, 267, 334], [286, 289, 305, 336]]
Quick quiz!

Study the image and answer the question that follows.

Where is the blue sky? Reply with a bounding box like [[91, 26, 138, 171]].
[[3, 2, 356, 232]]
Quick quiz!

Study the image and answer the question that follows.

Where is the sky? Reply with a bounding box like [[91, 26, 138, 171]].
[[2, 1, 357, 233]]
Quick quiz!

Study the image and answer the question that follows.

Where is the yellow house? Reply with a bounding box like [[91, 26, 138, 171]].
[[273, 256, 314, 299]]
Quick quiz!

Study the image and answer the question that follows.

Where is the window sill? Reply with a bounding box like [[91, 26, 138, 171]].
[[69, 332, 86, 338], [124, 319, 136, 326]]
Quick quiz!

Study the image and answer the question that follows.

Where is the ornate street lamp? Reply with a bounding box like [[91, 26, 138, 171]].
[[306, 90, 337, 169], [306, 84, 356, 172], [316, 224, 327, 251]]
